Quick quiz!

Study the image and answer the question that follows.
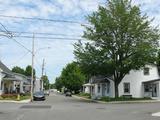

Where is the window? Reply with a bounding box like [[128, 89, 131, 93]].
[[144, 67, 150, 75], [98, 84, 100, 93], [124, 83, 130, 93], [144, 84, 150, 92]]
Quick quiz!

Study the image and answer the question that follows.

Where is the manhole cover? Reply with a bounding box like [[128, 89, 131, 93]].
[[20, 105, 51, 109]]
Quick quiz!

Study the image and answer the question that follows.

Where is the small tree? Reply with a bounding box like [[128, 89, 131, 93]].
[[55, 77, 63, 91], [12, 66, 25, 75], [55, 62, 86, 93], [42, 75, 50, 90], [74, 0, 159, 97], [25, 65, 36, 77]]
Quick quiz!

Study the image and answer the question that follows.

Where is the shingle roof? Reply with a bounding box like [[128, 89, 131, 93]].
[[90, 75, 112, 84], [0, 61, 12, 74]]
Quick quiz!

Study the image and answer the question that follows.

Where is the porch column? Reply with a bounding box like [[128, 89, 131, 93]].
[[0, 79, 1, 90], [158, 81, 160, 99], [20, 81, 23, 93], [0, 73, 2, 95]]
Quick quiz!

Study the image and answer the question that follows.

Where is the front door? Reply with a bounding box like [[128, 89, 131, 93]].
[[152, 84, 158, 97]]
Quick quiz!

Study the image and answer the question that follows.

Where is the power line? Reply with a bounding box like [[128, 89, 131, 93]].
[[0, 15, 88, 25], [10, 37, 32, 52], [0, 22, 32, 52], [7, 51, 30, 66], [0, 30, 82, 37], [12, 35, 84, 41], [0, 22, 13, 38]]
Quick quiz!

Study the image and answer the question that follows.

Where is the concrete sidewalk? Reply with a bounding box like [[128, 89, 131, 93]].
[[73, 95, 160, 104], [0, 99, 31, 103]]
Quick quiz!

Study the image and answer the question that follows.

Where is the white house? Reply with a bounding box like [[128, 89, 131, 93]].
[[0, 61, 32, 95], [83, 64, 160, 99], [83, 83, 93, 94]]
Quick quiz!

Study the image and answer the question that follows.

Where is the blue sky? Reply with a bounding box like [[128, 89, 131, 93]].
[[0, 0, 159, 83]]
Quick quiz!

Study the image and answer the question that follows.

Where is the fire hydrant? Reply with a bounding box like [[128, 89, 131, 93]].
[[17, 94, 20, 101]]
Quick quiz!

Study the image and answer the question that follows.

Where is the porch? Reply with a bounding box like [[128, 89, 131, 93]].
[[143, 79, 160, 99], [1, 77, 24, 95]]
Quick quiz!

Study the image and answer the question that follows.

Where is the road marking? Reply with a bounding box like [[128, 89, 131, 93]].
[[152, 112, 160, 117]]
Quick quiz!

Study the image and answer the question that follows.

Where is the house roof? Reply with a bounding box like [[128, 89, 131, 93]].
[[142, 79, 160, 84], [0, 61, 32, 83], [0, 61, 12, 74], [90, 75, 112, 84]]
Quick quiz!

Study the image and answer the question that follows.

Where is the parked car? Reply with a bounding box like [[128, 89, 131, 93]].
[[33, 91, 45, 101], [65, 91, 72, 97], [44, 90, 50, 96]]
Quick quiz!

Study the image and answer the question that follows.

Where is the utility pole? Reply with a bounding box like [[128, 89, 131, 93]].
[[31, 33, 35, 101], [41, 58, 45, 91]]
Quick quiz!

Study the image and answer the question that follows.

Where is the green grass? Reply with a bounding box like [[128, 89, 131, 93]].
[[77, 93, 91, 99]]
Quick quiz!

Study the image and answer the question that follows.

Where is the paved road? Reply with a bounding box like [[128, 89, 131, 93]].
[[0, 93, 160, 120]]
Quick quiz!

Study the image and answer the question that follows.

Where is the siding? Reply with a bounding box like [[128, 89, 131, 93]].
[[119, 65, 160, 97]]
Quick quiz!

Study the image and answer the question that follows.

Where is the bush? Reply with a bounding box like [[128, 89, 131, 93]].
[[99, 96, 152, 102], [99, 96, 111, 102]]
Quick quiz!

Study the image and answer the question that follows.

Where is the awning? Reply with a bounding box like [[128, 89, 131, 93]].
[[3, 77, 23, 81], [142, 79, 160, 84]]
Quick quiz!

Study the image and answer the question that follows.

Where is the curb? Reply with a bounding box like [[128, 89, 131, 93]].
[[72, 95, 160, 104], [0, 99, 31, 103]]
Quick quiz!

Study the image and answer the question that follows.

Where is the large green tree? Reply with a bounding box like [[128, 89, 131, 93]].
[[74, 0, 159, 97], [12, 66, 25, 75], [55, 62, 86, 93], [12, 65, 36, 77]]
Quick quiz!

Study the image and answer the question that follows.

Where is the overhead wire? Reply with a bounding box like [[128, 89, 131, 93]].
[[0, 30, 82, 37], [0, 15, 88, 25], [7, 51, 30, 66], [12, 35, 84, 41]]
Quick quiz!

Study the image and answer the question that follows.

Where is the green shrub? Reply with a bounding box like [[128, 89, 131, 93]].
[[99, 96, 111, 102], [99, 96, 152, 102]]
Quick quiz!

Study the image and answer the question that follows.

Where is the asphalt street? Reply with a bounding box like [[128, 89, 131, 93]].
[[0, 93, 160, 120]]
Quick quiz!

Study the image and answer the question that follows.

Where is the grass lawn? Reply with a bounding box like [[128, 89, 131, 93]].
[[77, 93, 91, 99]]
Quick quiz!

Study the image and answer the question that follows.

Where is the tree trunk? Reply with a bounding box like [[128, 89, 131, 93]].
[[114, 82, 119, 98]]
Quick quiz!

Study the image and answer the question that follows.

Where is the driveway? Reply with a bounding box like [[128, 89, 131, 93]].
[[0, 93, 160, 120]]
